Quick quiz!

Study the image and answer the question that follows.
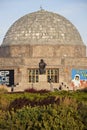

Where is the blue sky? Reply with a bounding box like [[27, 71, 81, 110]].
[[0, 0, 87, 45]]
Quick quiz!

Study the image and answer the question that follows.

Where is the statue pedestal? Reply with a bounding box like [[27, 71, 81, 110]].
[[39, 75, 47, 82], [34, 74, 50, 90]]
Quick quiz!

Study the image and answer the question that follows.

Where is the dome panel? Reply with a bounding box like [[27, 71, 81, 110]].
[[2, 10, 84, 46]]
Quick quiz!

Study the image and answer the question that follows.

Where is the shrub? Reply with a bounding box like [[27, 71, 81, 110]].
[[8, 96, 78, 111], [0, 88, 8, 94], [77, 103, 87, 129], [24, 88, 50, 94], [0, 105, 85, 130], [8, 96, 57, 111], [0, 91, 87, 129], [0, 96, 9, 110], [80, 87, 87, 93]]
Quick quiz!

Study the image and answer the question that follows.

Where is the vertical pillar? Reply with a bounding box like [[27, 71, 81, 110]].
[[18, 67, 28, 89]]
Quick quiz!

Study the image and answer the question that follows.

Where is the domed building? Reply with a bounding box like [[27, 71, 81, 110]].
[[0, 9, 87, 91]]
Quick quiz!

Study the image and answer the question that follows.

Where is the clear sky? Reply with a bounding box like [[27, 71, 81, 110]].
[[0, 0, 87, 45]]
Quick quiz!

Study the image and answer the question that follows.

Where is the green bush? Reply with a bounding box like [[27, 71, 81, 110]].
[[0, 91, 87, 129], [0, 104, 85, 130], [0, 88, 8, 94]]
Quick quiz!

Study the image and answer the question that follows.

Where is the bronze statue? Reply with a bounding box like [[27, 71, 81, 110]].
[[39, 59, 47, 74]]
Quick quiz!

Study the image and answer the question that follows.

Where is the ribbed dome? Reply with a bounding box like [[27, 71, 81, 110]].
[[2, 9, 84, 46]]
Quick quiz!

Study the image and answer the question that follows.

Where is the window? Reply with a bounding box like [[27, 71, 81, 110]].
[[46, 69, 59, 83], [28, 69, 39, 83], [28, 68, 59, 83]]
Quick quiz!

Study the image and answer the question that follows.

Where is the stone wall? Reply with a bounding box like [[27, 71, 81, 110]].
[[0, 44, 87, 91], [0, 58, 22, 66], [0, 56, 87, 85], [0, 44, 86, 58]]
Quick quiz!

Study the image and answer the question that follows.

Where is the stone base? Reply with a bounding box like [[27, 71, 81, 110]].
[[32, 82, 50, 90], [11, 74, 59, 92], [39, 75, 47, 82]]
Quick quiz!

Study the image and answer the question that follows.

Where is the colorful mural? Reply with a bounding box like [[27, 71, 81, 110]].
[[71, 69, 87, 89]]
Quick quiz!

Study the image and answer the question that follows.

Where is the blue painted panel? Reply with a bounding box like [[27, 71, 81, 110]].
[[72, 69, 87, 80]]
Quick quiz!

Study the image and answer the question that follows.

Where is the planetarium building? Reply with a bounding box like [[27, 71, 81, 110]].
[[0, 9, 87, 91]]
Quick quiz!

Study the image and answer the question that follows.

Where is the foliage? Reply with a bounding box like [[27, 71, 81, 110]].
[[77, 103, 87, 129], [0, 87, 8, 94], [0, 96, 9, 110], [8, 96, 58, 111], [0, 91, 87, 129], [79, 87, 87, 93], [24, 88, 50, 94], [8, 96, 78, 111], [0, 104, 85, 130]]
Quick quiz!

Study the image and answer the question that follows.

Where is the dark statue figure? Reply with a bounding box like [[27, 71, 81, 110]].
[[39, 59, 47, 74]]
